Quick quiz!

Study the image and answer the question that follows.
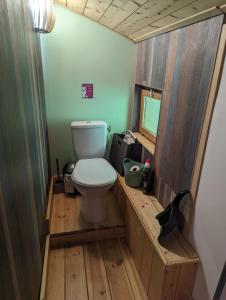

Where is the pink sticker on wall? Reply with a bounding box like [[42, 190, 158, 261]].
[[82, 83, 93, 99]]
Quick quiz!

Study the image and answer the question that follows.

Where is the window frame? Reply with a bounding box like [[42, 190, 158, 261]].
[[139, 88, 162, 144]]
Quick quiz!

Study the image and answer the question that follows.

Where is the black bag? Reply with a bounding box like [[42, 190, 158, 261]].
[[155, 190, 190, 241], [109, 134, 142, 176]]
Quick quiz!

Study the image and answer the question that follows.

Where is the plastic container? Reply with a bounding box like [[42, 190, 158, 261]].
[[123, 158, 144, 188], [109, 133, 142, 176]]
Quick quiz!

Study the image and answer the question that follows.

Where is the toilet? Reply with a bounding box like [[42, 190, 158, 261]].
[[71, 121, 117, 223]]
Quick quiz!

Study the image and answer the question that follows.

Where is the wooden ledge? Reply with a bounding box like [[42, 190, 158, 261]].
[[117, 175, 199, 266], [133, 132, 155, 155]]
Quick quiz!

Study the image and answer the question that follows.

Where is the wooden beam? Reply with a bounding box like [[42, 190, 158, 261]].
[[134, 7, 223, 42]]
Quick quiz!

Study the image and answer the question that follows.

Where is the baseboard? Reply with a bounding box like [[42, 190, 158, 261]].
[[50, 226, 126, 249], [45, 177, 54, 234], [39, 235, 50, 300]]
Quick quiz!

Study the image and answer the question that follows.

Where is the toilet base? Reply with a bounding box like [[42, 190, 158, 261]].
[[80, 196, 107, 223]]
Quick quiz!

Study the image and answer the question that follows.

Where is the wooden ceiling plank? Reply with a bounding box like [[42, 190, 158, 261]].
[[84, 0, 113, 21], [54, 0, 67, 6], [151, 15, 180, 28], [100, 0, 140, 28], [67, 0, 88, 14], [114, 0, 195, 36], [128, 25, 158, 39], [171, 0, 226, 18], [133, 7, 223, 42]]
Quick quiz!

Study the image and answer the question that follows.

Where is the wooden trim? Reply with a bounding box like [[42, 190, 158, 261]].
[[39, 235, 50, 300], [50, 226, 126, 249], [133, 132, 155, 155], [191, 24, 226, 201], [139, 88, 161, 144], [45, 177, 54, 234], [134, 7, 223, 42]]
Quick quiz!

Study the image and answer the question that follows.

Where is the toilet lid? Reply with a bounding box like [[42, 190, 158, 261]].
[[71, 158, 117, 187]]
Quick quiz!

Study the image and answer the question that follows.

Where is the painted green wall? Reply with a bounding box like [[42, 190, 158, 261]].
[[41, 5, 135, 174]]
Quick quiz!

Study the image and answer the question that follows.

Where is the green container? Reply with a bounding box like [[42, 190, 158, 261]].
[[123, 158, 144, 188]]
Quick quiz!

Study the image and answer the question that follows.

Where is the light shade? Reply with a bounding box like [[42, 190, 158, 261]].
[[33, 0, 55, 33]]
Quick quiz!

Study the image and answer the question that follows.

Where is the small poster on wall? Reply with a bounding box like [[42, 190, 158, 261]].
[[82, 83, 93, 99]]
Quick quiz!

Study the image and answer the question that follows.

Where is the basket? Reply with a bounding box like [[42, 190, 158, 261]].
[[123, 158, 144, 188]]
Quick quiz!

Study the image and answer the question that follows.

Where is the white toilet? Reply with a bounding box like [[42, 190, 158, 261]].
[[71, 121, 117, 223]]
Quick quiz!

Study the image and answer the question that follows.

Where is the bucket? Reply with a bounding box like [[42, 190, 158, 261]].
[[123, 158, 144, 188]]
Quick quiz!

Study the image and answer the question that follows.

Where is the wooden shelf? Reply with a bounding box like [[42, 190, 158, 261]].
[[133, 132, 155, 155], [113, 175, 199, 299], [117, 175, 198, 265]]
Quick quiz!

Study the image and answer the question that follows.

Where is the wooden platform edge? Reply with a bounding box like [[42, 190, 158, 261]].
[[50, 226, 126, 249], [39, 235, 50, 300], [118, 175, 199, 266], [46, 177, 54, 234]]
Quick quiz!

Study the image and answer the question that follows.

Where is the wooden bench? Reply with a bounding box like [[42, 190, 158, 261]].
[[113, 175, 199, 300]]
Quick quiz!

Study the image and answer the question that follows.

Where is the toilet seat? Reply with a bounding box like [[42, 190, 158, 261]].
[[71, 158, 117, 187]]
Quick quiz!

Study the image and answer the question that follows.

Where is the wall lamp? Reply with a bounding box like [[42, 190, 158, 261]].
[[32, 0, 55, 33]]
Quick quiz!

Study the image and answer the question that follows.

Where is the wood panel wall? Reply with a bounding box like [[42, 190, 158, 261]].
[[134, 15, 224, 208], [136, 33, 170, 90], [0, 0, 50, 299]]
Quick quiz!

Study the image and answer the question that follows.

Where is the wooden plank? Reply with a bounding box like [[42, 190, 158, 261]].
[[119, 239, 148, 300], [100, 0, 141, 29], [191, 24, 226, 201], [40, 236, 50, 300], [67, 0, 87, 14], [101, 239, 134, 300], [46, 177, 54, 233], [84, 0, 113, 21], [50, 194, 65, 234], [50, 226, 126, 249], [115, 0, 195, 36], [46, 249, 65, 300], [140, 232, 154, 293], [65, 246, 88, 300], [133, 7, 223, 42], [175, 263, 198, 300], [133, 132, 155, 155], [128, 204, 145, 273], [84, 242, 111, 300], [148, 249, 165, 300]]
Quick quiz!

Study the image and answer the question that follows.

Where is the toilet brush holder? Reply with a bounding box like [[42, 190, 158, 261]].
[[54, 158, 64, 194], [54, 178, 64, 194]]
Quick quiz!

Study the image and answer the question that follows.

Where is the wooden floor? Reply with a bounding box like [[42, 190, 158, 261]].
[[46, 239, 148, 300], [51, 191, 124, 235]]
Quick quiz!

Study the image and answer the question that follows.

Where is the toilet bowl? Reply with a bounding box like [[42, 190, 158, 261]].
[[70, 121, 117, 224], [72, 158, 117, 223]]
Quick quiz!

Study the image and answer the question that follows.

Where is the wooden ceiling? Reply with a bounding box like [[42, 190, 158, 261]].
[[55, 0, 226, 42]]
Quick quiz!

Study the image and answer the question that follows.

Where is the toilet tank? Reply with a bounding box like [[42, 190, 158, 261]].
[[71, 121, 107, 159]]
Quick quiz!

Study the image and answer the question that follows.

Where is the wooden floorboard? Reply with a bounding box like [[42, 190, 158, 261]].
[[46, 239, 147, 300], [46, 248, 65, 300], [51, 191, 124, 235], [84, 242, 111, 300], [65, 246, 88, 300], [100, 239, 134, 300]]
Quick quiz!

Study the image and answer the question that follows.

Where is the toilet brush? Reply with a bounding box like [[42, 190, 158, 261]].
[[54, 158, 64, 194]]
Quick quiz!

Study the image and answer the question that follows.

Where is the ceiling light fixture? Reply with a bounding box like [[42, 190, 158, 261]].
[[33, 0, 55, 33]]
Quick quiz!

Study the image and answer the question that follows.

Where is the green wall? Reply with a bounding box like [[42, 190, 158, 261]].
[[41, 5, 135, 174]]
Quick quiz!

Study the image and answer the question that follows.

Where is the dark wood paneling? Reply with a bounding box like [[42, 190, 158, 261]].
[[135, 15, 223, 208], [136, 33, 170, 90], [0, 0, 50, 299], [154, 15, 224, 206]]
